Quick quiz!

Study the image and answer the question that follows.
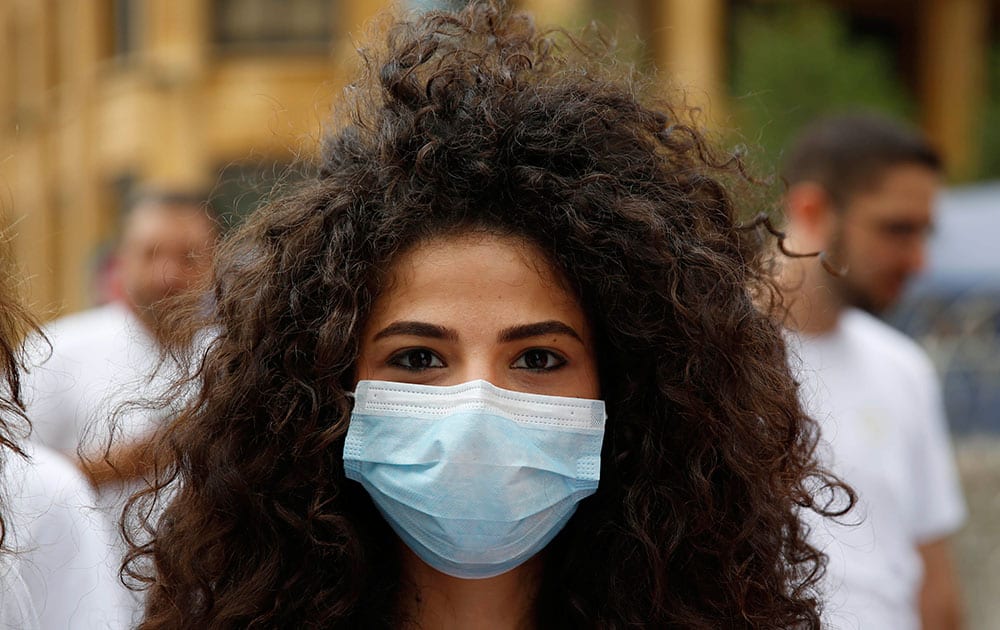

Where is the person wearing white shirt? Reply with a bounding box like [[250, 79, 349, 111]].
[[24, 189, 217, 483], [0, 238, 128, 628], [3, 443, 130, 628], [779, 112, 967, 629]]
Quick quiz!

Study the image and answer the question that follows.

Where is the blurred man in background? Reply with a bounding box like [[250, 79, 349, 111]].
[[24, 188, 217, 484], [21, 187, 217, 623], [780, 112, 967, 630]]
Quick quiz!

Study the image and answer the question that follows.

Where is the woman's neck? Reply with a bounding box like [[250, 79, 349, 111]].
[[398, 547, 541, 630]]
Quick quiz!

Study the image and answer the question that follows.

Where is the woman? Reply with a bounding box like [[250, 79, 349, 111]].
[[128, 3, 848, 627]]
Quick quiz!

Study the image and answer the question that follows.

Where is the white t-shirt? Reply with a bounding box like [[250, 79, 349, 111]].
[[0, 553, 39, 630], [789, 309, 967, 630], [23, 301, 168, 455], [2, 444, 130, 628]]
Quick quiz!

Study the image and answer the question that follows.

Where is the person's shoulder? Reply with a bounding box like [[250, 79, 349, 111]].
[[44, 302, 130, 338], [35, 302, 137, 357], [3, 443, 97, 510], [0, 553, 40, 630], [2, 444, 129, 629], [841, 308, 936, 376], [1, 444, 105, 558]]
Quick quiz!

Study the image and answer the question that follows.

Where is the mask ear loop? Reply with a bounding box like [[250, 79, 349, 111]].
[[739, 212, 848, 277]]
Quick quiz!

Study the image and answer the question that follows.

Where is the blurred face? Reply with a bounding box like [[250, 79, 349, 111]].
[[830, 163, 939, 313], [118, 202, 216, 326], [356, 232, 600, 399]]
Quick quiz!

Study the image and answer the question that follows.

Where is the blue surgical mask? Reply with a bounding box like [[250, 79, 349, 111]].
[[343, 379, 606, 579]]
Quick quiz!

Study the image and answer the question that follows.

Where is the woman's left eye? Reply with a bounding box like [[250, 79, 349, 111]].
[[511, 349, 567, 371], [388, 348, 445, 371]]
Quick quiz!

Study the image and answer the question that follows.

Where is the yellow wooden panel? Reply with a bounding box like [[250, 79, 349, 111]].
[[918, 0, 989, 179]]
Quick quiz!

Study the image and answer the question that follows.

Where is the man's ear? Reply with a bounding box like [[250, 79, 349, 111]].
[[784, 182, 838, 246]]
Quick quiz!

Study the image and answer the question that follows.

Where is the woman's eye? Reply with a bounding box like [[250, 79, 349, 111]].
[[389, 349, 445, 371], [511, 349, 567, 371]]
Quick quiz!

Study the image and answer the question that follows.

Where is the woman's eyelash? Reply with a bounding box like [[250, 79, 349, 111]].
[[511, 349, 568, 371], [387, 348, 568, 372], [388, 348, 445, 371]]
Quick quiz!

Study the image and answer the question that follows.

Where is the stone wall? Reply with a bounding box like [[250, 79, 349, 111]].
[[953, 436, 1000, 630]]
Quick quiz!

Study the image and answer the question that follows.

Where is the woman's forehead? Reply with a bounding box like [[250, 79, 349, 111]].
[[365, 232, 586, 332]]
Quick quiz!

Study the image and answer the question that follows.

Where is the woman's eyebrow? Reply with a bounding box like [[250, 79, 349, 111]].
[[497, 321, 582, 343], [372, 321, 460, 341]]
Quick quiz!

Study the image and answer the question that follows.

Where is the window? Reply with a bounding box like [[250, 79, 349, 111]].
[[213, 0, 332, 53], [211, 162, 306, 230], [114, 0, 140, 56], [407, 0, 469, 12]]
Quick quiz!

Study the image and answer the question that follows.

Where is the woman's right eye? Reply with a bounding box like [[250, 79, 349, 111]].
[[388, 348, 445, 371]]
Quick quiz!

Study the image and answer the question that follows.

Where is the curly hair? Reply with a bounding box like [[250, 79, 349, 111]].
[[128, 3, 849, 627], [0, 232, 41, 553]]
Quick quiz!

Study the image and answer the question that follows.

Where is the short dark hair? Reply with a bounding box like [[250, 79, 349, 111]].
[[782, 112, 942, 208], [121, 186, 219, 237], [126, 187, 211, 213]]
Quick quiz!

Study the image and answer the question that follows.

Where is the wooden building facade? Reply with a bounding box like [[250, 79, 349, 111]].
[[1, 0, 996, 316]]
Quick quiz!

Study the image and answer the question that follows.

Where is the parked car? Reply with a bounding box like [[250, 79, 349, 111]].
[[888, 182, 1000, 435]]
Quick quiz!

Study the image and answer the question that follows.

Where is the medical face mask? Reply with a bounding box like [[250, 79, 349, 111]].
[[343, 379, 606, 580]]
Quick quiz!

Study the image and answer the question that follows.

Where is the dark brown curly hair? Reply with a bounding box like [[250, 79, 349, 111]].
[[127, 3, 849, 627], [0, 232, 40, 553]]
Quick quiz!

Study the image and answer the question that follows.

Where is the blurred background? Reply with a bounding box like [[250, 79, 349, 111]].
[[2, 0, 998, 625]]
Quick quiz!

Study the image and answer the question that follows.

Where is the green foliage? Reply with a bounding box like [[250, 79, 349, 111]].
[[729, 1, 915, 175], [211, 162, 306, 231], [976, 45, 1000, 180]]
